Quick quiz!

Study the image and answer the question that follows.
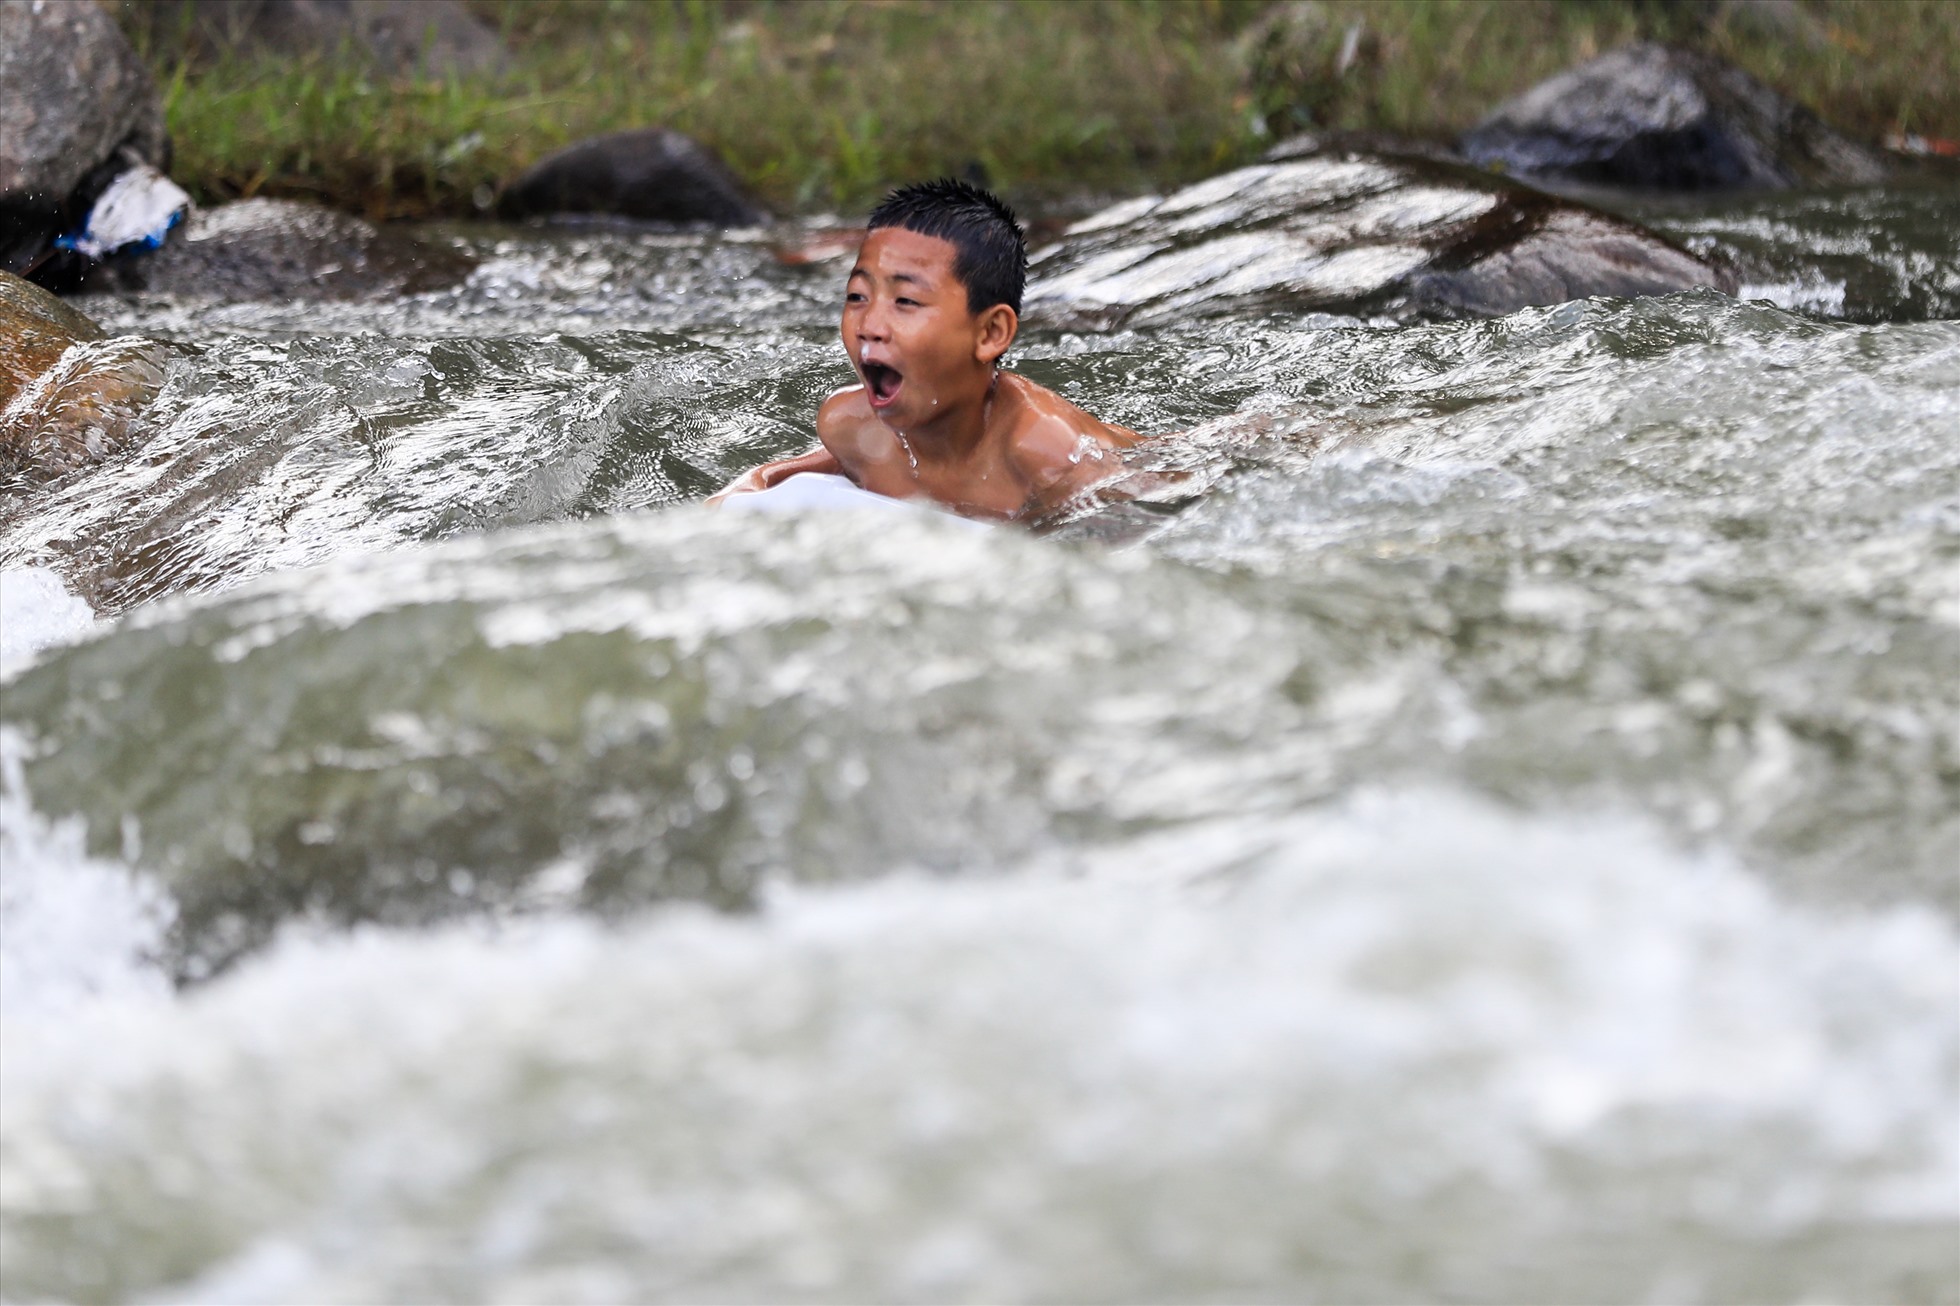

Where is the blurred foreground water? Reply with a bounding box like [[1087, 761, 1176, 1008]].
[[1, 183, 1956, 1303]]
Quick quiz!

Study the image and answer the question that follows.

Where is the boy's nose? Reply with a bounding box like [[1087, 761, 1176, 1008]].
[[856, 300, 892, 340]]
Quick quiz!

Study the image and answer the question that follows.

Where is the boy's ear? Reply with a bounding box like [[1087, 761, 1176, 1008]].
[[974, 303, 1018, 366]]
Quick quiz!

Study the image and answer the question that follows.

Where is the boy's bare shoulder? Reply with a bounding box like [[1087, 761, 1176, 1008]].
[[816, 384, 873, 429], [815, 384, 879, 460], [816, 383, 916, 491], [997, 373, 1139, 501]]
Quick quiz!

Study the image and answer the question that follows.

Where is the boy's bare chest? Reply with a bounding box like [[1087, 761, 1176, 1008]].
[[835, 416, 1032, 519]]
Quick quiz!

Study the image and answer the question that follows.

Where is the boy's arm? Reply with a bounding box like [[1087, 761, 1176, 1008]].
[[708, 388, 889, 506], [705, 444, 845, 506]]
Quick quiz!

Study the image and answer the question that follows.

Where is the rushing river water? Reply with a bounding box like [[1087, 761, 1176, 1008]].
[[1, 181, 1956, 1303]]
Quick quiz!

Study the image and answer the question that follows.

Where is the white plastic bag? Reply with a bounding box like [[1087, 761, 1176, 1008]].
[[56, 164, 192, 260]]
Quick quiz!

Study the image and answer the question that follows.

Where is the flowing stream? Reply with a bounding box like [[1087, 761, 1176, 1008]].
[[1, 182, 1956, 1304]]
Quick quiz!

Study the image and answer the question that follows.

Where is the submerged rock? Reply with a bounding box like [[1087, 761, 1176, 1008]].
[[500, 128, 769, 228], [0, 0, 170, 278], [127, 0, 508, 78], [88, 198, 475, 301], [0, 271, 163, 489], [1458, 43, 1892, 191], [1024, 155, 1736, 328]]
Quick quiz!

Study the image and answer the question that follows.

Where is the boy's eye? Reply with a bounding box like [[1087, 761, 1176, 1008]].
[[896, 297, 919, 307], [845, 291, 866, 303]]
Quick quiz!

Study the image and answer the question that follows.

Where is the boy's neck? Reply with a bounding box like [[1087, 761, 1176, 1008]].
[[882, 370, 1001, 467]]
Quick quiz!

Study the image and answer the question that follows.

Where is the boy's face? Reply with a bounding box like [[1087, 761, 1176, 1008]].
[[842, 227, 1011, 433]]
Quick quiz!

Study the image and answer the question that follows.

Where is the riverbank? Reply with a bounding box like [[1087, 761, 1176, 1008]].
[[114, 0, 1960, 222]]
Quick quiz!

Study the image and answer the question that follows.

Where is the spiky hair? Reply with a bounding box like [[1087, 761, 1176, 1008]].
[[867, 177, 1027, 316]]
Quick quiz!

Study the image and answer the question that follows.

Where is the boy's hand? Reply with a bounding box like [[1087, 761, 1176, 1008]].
[[705, 446, 846, 507]]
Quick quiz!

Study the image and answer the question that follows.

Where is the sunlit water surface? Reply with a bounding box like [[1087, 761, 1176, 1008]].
[[1, 185, 1956, 1304]]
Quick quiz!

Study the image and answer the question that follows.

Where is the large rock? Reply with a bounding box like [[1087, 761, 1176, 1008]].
[[1023, 155, 1736, 329], [1, 270, 102, 411], [1458, 43, 1892, 191], [125, 0, 507, 78], [1, 270, 163, 489], [1, 0, 170, 276], [500, 128, 769, 228], [88, 198, 474, 300]]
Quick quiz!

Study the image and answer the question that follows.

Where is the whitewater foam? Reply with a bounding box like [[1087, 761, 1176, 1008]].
[[0, 567, 96, 674], [2, 791, 1952, 1303], [0, 730, 172, 1020]]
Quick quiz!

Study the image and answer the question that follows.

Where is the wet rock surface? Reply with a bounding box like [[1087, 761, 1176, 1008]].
[[1024, 155, 1737, 329], [0, 271, 163, 491], [126, 0, 508, 78], [500, 128, 770, 228], [88, 198, 476, 301], [1458, 43, 1893, 192], [0, 0, 170, 277], [1, 271, 103, 410]]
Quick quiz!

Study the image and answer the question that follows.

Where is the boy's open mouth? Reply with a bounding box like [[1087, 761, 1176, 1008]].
[[862, 361, 904, 408]]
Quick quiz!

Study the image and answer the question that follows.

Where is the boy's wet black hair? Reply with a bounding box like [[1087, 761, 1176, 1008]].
[[867, 178, 1027, 316]]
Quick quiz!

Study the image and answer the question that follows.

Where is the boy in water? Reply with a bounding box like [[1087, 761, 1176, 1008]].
[[709, 179, 1139, 520]]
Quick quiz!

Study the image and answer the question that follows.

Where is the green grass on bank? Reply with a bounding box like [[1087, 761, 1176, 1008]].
[[121, 0, 1959, 223]]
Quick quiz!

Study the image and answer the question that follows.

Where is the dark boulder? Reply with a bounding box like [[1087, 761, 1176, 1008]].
[[1023, 155, 1736, 329], [500, 129, 769, 228], [1401, 204, 1733, 318], [87, 198, 474, 301], [1458, 43, 1892, 191], [124, 0, 508, 79], [1, 0, 170, 278]]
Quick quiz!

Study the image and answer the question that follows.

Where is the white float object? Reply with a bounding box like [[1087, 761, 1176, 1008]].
[[717, 473, 990, 530]]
